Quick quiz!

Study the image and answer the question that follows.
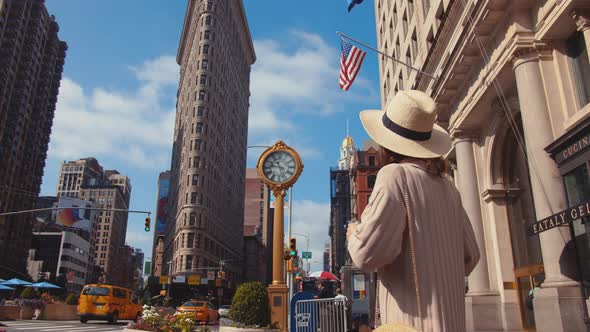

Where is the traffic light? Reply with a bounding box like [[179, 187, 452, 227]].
[[283, 250, 292, 261], [144, 217, 151, 232], [289, 238, 297, 258]]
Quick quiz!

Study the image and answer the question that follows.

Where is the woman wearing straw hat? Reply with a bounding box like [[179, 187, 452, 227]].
[[347, 90, 480, 332]]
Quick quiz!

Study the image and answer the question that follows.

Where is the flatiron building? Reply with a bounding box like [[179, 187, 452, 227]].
[[165, 0, 255, 285]]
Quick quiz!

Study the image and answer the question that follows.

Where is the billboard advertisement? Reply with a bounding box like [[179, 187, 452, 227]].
[[156, 177, 170, 235], [55, 197, 95, 232]]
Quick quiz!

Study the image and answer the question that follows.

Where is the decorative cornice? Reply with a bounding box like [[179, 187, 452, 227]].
[[511, 41, 553, 68], [572, 11, 590, 32]]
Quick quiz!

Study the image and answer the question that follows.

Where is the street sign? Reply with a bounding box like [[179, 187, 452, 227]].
[[188, 275, 201, 285], [207, 270, 215, 279], [173, 275, 186, 283], [302, 251, 312, 259], [159, 276, 170, 285], [201, 278, 209, 285]]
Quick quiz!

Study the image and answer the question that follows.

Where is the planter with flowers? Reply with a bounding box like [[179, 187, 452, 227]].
[[20, 299, 45, 320], [19, 288, 45, 320], [124, 305, 206, 332]]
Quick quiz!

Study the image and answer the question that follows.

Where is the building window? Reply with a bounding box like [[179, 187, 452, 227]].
[[369, 156, 376, 166], [191, 192, 197, 204], [193, 157, 200, 168], [192, 174, 200, 186], [187, 234, 194, 248], [196, 139, 202, 151], [568, 32, 590, 106], [189, 213, 196, 225], [204, 30, 211, 40], [402, 12, 408, 36], [200, 75, 207, 85], [196, 122, 203, 133], [197, 106, 204, 116], [202, 44, 210, 55], [367, 175, 377, 189], [199, 90, 206, 100], [201, 59, 208, 70], [205, 15, 212, 25], [186, 255, 192, 270]]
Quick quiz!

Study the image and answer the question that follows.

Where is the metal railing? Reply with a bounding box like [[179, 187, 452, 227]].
[[295, 298, 348, 332]]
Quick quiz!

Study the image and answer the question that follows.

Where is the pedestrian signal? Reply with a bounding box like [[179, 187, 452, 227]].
[[289, 238, 297, 257], [144, 217, 151, 232]]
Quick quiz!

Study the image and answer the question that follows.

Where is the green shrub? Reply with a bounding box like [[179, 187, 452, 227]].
[[229, 281, 269, 326], [20, 287, 38, 299], [65, 293, 79, 305]]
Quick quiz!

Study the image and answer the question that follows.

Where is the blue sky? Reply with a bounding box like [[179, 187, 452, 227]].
[[41, 0, 381, 272]]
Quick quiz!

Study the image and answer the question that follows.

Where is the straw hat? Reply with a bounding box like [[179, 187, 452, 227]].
[[360, 90, 451, 159]]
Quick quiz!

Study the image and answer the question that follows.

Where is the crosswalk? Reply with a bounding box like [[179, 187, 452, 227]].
[[0, 320, 126, 331]]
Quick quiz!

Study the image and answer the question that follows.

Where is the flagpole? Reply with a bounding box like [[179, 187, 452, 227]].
[[337, 31, 437, 81]]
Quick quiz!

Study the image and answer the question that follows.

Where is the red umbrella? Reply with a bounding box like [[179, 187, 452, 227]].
[[308, 271, 339, 281]]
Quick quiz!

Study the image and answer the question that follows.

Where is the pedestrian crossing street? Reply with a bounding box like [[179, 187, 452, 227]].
[[0, 320, 126, 331]]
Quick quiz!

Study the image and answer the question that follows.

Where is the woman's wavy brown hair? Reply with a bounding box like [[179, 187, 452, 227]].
[[379, 147, 449, 177]]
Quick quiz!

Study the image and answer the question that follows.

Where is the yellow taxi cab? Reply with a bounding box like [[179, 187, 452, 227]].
[[176, 300, 218, 323], [77, 284, 142, 324]]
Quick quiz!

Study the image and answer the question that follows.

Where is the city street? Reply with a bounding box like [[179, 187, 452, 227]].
[[0, 320, 221, 332]]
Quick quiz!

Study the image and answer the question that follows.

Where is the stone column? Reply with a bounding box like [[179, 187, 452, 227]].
[[573, 11, 590, 61], [513, 48, 585, 332], [453, 134, 491, 294]]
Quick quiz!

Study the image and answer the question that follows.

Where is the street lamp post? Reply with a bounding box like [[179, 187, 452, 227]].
[[291, 232, 310, 273], [166, 261, 172, 304]]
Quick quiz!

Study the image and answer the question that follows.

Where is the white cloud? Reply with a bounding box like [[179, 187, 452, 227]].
[[48, 55, 178, 169], [289, 200, 331, 272], [248, 30, 377, 158], [125, 231, 153, 252]]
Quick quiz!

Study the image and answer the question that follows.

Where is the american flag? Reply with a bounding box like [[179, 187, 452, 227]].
[[339, 39, 366, 91]]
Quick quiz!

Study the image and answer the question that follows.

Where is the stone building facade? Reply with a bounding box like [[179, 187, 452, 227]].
[[167, 0, 255, 285], [58, 158, 132, 285], [243, 168, 272, 285], [376, 0, 590, 330], [0, 0, 67, 275]]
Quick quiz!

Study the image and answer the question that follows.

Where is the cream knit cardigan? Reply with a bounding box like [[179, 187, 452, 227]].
[[348, 163, 480, 332]]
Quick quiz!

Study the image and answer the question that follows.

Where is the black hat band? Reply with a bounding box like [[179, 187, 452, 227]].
[[382, 114, 432, 141]]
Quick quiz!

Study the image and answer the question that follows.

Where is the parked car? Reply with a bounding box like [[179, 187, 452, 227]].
[[177, 300, 218, 323], [218, 305, 231, 317], [77, 284, 142, 324]]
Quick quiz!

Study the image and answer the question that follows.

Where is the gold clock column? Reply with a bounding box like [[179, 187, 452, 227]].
[[256, 140, 303, 332], [271, 190, 285, 284], [268, 189, 288, 330]]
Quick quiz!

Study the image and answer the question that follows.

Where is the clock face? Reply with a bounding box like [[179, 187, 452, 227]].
[[262, 150, 297, 183]]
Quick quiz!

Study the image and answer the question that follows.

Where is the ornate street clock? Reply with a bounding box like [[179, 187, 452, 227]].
[[257, 141, 303, 193], [256, 140, 303, 331]]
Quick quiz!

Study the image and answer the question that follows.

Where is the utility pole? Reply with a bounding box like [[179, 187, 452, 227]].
[[166, 261, 172, 304]]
